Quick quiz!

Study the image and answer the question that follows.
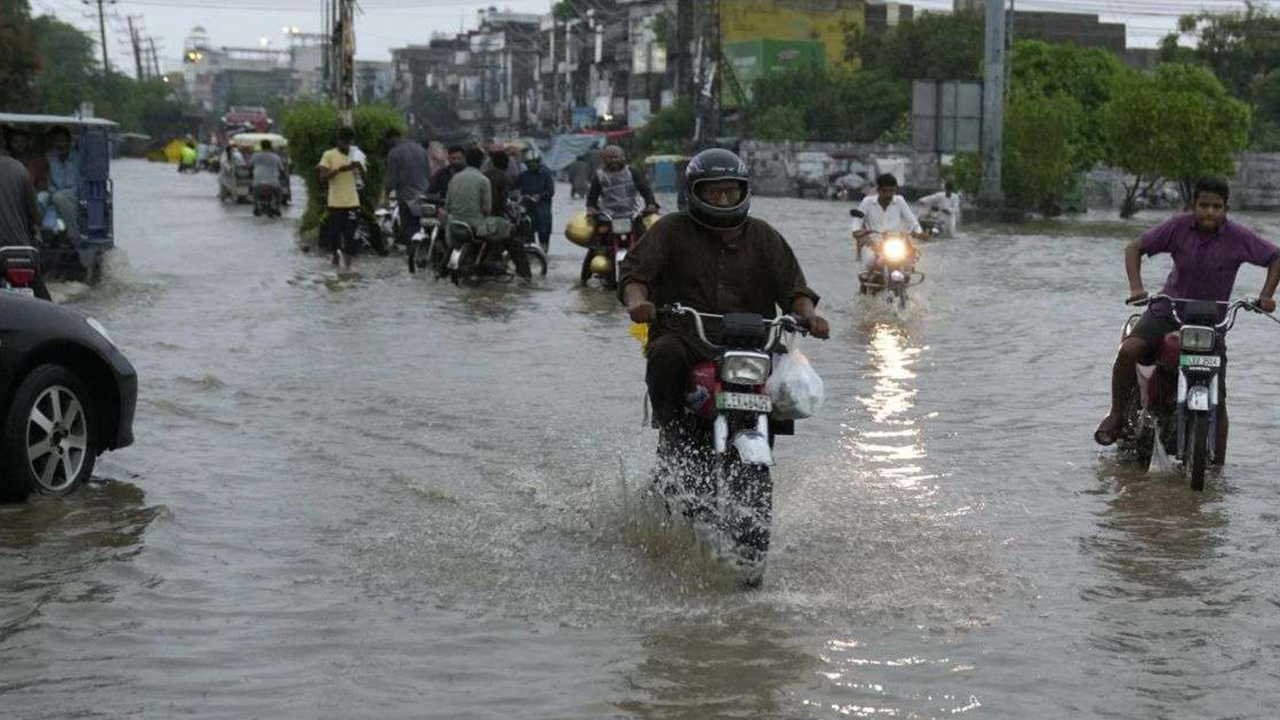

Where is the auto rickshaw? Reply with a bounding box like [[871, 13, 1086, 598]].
[[0, 113, 119, 281], [643, 154, 689, 193], [217, 132, 292, 205]]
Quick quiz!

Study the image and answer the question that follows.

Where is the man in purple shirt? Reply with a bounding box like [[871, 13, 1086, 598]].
[[1096, 177, 1280, 456]]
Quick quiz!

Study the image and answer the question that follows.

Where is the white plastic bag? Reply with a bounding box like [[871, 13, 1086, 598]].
[[766, 338, 824, 420]]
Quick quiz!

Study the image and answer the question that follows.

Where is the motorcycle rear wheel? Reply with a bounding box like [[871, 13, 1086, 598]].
[[1121, 386, 1154, 470], [1189, 411, 1209, 491]]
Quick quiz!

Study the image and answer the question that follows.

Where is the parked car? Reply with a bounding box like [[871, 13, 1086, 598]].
[[0, 294, 136, 501]]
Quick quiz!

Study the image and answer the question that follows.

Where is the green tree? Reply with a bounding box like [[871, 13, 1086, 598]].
[[847, 10, 983, 81], [30, 13, 100, 115], [0, 0, 39, 111], [749, 66, 908, 142], [1102, 64, 1251, 218], [1158, 1, 1280, 103], [632, 99, 694, 156], [749, 105, 806, 141], [1009, 39, 1123, 171], [1003, 89, 1083, 214]]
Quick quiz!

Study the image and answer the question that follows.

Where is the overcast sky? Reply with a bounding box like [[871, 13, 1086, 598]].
[[29, 0, 1246, 78]]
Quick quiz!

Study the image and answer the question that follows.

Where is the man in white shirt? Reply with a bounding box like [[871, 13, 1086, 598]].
[[854, 174, 926, 271], [918, 181, 961, 236]]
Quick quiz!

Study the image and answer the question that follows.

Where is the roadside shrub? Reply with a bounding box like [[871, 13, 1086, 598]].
[[281, 102, 406, 238]]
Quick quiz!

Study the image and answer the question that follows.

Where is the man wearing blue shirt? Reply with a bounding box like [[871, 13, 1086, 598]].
[[44, 126, 81, 241]]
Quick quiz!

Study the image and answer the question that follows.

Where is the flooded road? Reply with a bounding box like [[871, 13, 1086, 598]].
[[4, 159, 1280, 718]]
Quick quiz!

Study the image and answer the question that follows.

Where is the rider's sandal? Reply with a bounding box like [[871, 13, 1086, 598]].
[[1094, 415, 1124, 446]]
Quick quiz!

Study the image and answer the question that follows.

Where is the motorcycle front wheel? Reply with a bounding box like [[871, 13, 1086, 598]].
[[525, 244, 548, 278], [1188, 411, 1209, 491], [720, 455, 773, 586]]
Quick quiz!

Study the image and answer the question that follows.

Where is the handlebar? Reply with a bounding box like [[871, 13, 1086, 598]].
[[658, 303, 808, 350], [1127, 293, 1270, 332]]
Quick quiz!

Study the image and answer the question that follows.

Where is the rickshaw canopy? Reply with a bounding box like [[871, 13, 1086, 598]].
[[228, 132, 288, 150], [0, 113, 119, 129]]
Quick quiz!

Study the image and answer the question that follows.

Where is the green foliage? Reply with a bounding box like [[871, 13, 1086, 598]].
[[632, 100, 694, 157], [281, 102, 407, 237], [1102, 64, 1251, 217], [1158, 1, 1280, 103], [951, 152, 981, 198], [1009, 40, 1123, 171], [748, 66, 908, 142], [1003, 90, 1083, 214], [0, 0, 38, 111], [749, 106, 807, 141], [847, 10, 983, 81]]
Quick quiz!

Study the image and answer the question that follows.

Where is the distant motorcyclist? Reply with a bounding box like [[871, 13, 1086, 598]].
[[445, 146, 532, 280], [516, 150, 555, 252], [383, 127, 432, 244], [1094, 177, 1280, 458], [587, 145, 658, 228], [178, 138, 198, 173], [854, 174, 927, 273], [918, 181, 961, 236], [620, 148, 830, 446], [250, 139, 284, 217]]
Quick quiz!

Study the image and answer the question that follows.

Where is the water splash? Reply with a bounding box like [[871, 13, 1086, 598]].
[[1148, 418, 1178, 474]]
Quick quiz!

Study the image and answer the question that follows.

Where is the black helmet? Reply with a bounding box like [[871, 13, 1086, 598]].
[[685, 148, 751, 230]]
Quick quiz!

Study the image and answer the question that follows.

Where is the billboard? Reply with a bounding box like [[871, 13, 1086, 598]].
[[912, 80, 983, 153], [723, 39, 825, 105], [719, 0, 863, 71]]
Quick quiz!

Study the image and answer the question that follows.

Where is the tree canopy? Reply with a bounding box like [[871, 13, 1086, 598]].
[[1102, 63, 1251, 217], [846, 10, 984, 82]]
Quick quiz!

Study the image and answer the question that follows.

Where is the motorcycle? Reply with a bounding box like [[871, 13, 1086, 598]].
[[253, 185, 281, 218], [444, 218, 548, 286], [0, 246, 47, 299], [581, 208, 654, 289], [399, 194, 447, 277], [1118, 294, 1275, 490], [918, 209, 949, 238], [650, 304, 813, 586], [857, 231, 923, 309]]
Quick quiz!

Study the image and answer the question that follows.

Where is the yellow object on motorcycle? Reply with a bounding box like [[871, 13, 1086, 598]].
[[589, 254, 613, 275], [564, 212, 594, 247], [642, 213, 661, 231], [629, 322, 649, 352]]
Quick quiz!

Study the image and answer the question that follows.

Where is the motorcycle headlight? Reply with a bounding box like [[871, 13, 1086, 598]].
[[1180, 325, 1215, 353], [721, 351, 772, 385], [882, 237, 909, 263]]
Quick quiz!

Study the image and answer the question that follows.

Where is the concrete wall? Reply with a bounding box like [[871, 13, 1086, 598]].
[[1085, 153, 1280, 211], [741, 140, 942, 197]]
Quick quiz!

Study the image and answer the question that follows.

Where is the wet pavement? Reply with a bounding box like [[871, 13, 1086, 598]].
[[4, 159, 1280, 718]]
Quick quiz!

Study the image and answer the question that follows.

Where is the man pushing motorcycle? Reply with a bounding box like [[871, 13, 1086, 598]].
[[619, 148, 830, 447], [1095, 177, 1280, 460]]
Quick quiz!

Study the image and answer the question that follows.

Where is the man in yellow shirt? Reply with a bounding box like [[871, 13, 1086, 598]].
[[317, 127, 363, 269]]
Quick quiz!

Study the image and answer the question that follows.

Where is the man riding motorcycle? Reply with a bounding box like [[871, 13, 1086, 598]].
[[250, 139, 284, 217], [854, 174, 928, 273], [444, 146, 531, 280], [428, 145, 467, 198], [620, 148, 830, 450], [1094, 177, 1280, 461], [587, 145, 659, 229], [918, 181, 961, 236]]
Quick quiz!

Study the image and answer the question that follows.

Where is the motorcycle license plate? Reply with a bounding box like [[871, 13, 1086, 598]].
[[1180, 355, 1221, 368], [716, 392, 772, 413], [1, 286, 34, 296], [611, 218, 632, 234]]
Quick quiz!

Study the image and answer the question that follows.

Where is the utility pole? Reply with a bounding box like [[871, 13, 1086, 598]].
[[339, 0, 354, 126], [979, 0, 1006, 206], [148, 38, 162, 79], [85, 0, 113, 74], [127, 16, 145, 80]]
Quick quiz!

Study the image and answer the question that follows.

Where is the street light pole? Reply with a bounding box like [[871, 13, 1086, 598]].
[[339, 0, 354, 127], [979, 0, 1006, 206]]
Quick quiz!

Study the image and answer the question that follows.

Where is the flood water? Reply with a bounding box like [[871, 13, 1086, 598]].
[[4, 159, 1280, 719]]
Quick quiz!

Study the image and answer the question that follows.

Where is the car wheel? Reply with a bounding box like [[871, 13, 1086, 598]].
[[1, 364, 97, 501]]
